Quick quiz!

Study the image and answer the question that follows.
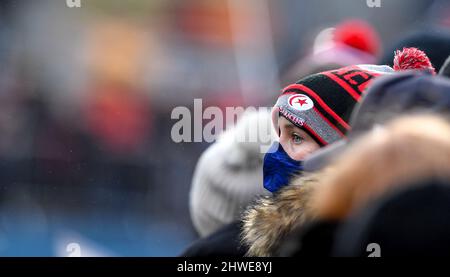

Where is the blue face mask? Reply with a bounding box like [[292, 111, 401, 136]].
[[263, 142, 304, 193]]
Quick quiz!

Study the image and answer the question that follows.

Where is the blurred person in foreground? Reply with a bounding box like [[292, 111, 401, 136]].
[[282, 114, 450, 256], [313, 114, 450, 220]]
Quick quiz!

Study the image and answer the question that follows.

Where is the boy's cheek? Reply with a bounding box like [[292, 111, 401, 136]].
[[289, 149, 308, 161], [279, 140, 301, 161], [288, 143, 320, 161]]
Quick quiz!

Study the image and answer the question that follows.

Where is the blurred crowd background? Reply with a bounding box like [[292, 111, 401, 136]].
[[0, 0, 448, 256]]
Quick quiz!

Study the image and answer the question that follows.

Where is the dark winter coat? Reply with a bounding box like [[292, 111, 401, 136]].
[[181, 221, 247, 257]]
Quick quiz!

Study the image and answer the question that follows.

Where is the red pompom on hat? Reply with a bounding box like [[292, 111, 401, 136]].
[[393, 47, 436, 74]]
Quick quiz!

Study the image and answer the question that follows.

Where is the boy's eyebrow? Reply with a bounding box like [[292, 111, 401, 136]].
[[279, 120, 293, 129], [282, 121, 305, 133]]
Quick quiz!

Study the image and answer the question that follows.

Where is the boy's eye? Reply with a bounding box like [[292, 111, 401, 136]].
[[292, 133, 304, 144]]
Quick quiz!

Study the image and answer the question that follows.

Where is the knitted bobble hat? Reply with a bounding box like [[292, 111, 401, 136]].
[[272, 47, 435, 146]]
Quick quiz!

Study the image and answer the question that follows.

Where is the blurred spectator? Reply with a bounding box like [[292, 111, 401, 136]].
[[312, 114, 450, 220], [282, 19, 382, 85], [334, 179, 450, 257], [182, 110, 274, 257], [379, 29, 450, 72], [189, 110, 274, 238]]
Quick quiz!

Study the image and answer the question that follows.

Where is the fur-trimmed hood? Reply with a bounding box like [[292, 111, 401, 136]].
[[241, 172, 322, 257]]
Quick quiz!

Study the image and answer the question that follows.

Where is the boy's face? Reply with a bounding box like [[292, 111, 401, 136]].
[[278, 116, 321, 161]]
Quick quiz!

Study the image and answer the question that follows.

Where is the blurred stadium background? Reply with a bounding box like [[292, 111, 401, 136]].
[[0, 0, 447, 256]]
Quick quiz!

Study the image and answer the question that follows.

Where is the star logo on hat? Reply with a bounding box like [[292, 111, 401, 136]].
[[288, 94, 314, 111]]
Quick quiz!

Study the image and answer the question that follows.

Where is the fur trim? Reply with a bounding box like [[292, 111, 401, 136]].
[[241, 173, 322, 257]]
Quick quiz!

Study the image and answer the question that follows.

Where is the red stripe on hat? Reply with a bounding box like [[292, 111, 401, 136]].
[[322, 71, 361, 100], [283, 84, 351, 130], [313, 107, 346, 137], [281, 91, 297, 96], [302, 122, 328, 146]]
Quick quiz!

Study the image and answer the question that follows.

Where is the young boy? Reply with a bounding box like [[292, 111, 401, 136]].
[[263, 48, 436, 193]]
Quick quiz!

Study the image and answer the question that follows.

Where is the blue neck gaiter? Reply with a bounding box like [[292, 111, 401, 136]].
[[263, 142, 304, 193]]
